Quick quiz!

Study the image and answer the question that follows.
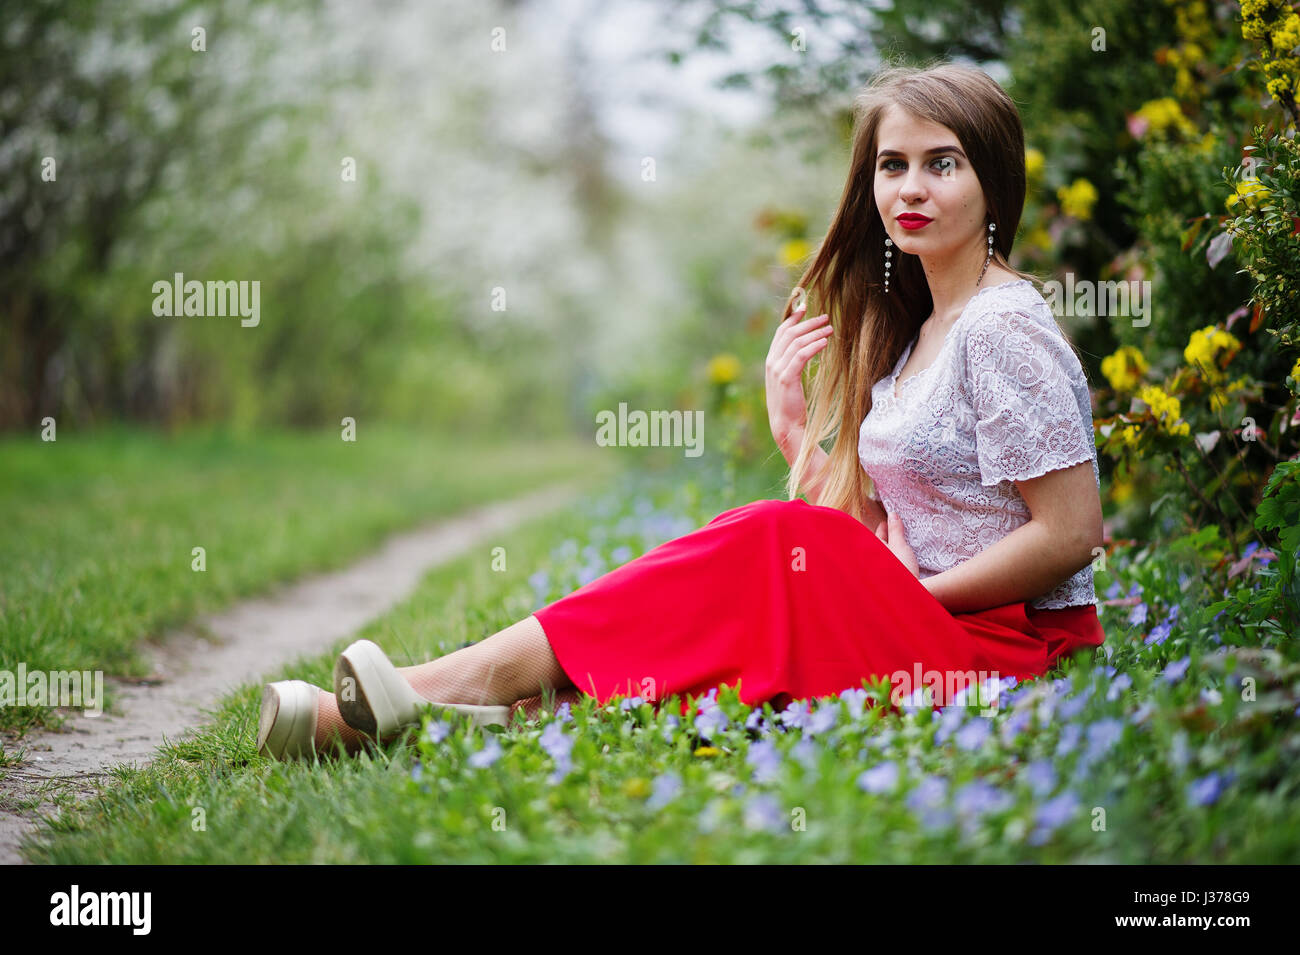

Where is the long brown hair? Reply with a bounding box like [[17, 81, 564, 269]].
[[782, 61, 1038, 524]]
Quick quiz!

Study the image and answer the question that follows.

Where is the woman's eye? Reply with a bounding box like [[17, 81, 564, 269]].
[[880, 157, 957, 172]]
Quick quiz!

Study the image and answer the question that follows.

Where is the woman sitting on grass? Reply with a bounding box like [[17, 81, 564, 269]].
[[257, 60, 1107, 760]]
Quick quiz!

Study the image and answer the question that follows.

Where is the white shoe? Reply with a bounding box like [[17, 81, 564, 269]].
[[256, 679, 321, 761], [333, 639, 510, 737]]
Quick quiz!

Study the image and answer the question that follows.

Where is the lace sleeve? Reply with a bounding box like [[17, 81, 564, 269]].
[[964, 307, 1096, 488]]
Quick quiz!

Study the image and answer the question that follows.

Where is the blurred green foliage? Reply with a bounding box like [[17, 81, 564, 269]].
[[1, 0, 570, 435]]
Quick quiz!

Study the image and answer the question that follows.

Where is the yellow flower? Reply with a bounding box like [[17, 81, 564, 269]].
[[1290, 356, 1300, 383], [707, 353, 742, 385], [1271, 14, 1300, 54], [1183, 325, 1241, 382], [1057, 178, 1099, 220], [1025, 147, 1045, 181], [1111, 477, 1135, 504], [1026, 225, 1053, 253], [779, 238, 812, 267], [693, 746, 721, 758], [621, 777, 651, 799], [1225, 180, 1271, 212], [1210, 375, 1251, 412], [1135, 97, 1199, 138], [1118, 424, 1144, 448], [1101, 345, 1150, 392], [1138, 384, 1189, 437]]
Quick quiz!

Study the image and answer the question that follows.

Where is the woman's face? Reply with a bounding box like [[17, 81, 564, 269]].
[[873, 104, 988, 268]]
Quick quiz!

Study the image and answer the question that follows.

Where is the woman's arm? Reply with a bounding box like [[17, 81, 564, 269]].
[[920, 460, 1104, 614], [777, 423, 888, 527]]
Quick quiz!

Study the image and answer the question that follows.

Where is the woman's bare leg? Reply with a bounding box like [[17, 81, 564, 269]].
[[393, 613, 574, 707]]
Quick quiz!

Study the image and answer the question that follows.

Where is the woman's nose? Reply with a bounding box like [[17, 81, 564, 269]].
[[899, 170, 927, 202]]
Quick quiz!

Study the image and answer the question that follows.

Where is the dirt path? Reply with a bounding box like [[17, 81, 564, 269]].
[[0, 481, 585, 864]]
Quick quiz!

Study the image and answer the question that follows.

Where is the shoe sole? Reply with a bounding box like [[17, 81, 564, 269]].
[[334, 651, 382, 736], [335, 640, 509, 737], [257, 680, 318, 760]]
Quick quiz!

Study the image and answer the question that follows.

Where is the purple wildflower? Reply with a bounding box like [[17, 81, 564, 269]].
[[697, 798, 726, 834], [424, 719, 452, 744], [777, 700, 811, 730], [746, 740, 782, 783], [792, 739, 817, 770], [1145, 618, 1173, 645], [1130, 702, 1156, 726], [1083, 718, 1125, 761], [858, 761, 900, 795], [807, 704, 838, 736], [661, 714, 679, 743], [1162, 656, 1191, 684], [999, 707, 1032, 746], [1105, 672, 1132, 702], [539, 722, 571, 761], [1059, 687, 1092, 720], [619, 696, 645, 712], [905, 775, 952, 830], [1055, 723, 1082, 756], [1035, 791, 1080, 831], [954, 779, 1014, 818], [646, 772, 682, 810], [954, 717, 993, 752], [1022, 759, 1056, 797], [840, 687, 870, 720], [467, 736, 502, 769], [695, 706, 729, 739], [1128, 602, 1149, 628], [743, 794, 786, 833], [933, 705, 969, 746]]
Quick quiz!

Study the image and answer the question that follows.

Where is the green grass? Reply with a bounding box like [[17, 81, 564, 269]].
[[0, 424, 619, 736], [21, 463, 1300, 863]]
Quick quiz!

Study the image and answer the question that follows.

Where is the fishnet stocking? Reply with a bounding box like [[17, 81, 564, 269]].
[[396, 613, 575, 707], [313, 688, 368, 754]]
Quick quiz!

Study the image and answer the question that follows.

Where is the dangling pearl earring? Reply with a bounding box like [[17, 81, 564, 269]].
[[976, 221, 996, 286], [883, 236, 892, 294]]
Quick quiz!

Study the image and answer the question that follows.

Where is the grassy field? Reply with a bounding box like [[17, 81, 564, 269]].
[[22, 463, 1300, 863], [0, 425, 618, 737]]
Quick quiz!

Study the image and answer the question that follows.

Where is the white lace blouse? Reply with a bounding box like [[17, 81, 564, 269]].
[[857, 279, 1100, 610]]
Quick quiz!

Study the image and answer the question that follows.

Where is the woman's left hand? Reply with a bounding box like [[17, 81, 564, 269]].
[[874, 512, 920, 578]]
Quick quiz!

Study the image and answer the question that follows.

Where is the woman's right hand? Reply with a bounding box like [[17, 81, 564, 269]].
[[765, 300, 833, 453]]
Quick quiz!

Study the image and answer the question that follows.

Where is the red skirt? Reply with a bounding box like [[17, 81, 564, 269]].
[[532, 498, 1106, 712]]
